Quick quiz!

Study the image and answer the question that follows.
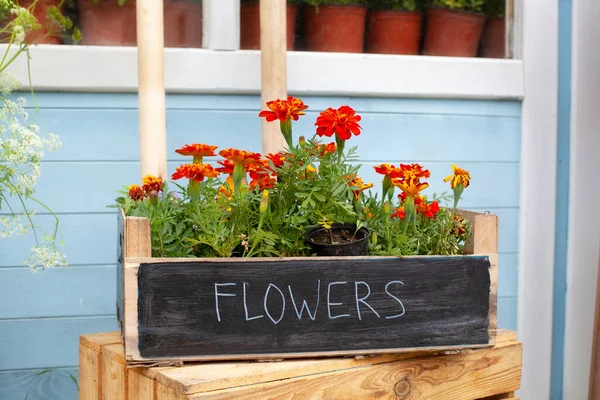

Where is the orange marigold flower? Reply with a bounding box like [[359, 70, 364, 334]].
[[258, 96, 308, 122], [219, 148, 262, 165], [172, 163, 219, 182], [444, 164, 471, 189], [216, 159, 235, 175], [391, 206, 406, 219], [318, 142, 337, 156], [141, 175, 163, 195], [348, 176, 374, 200], [249, 175, 276, 191], [175, 143, 218, 158], [399, 192, 424, 205], [218, 176, 236, 199], [128, 184, 145, 201], [315, 105, 362, 141], [393, 178, 429, 197]]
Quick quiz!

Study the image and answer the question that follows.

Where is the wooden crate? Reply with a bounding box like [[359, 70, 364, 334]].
[[79, 329, 521, 400], [118, 209, 499, 364]]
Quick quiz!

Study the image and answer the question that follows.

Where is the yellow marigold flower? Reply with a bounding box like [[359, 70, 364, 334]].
[[443, 164, 471, 189]]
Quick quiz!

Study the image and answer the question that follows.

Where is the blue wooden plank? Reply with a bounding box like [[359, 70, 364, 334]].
[[0, 206, 518, 268], [498, 253, 518, 298], [0, 317, 118, 369], [3, 161, 518, 216], [19, 93, 521, 117], [39, 109, 262, 162], [497, 296, 517, 331], [37, 110, 519, 162], [358, 162, 519, 208], [0, 213, 117, 267], [0, 368, 78, 400], [0, 266, 116, 319]]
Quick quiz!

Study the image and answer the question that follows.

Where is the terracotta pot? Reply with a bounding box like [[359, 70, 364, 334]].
[[304, 5, 367, 53], [17, 0, 62, 44], [240, 2, 297, 50], [366, 10, 422, 55], [423, 7, 485, 57], [480, 16, 505, 58], [77, 0, 137, 46], [164, 0, 203, 48]]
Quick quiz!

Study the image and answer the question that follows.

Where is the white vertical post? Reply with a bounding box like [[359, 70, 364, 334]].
[[517, 0, 559, 398], [565, 1, 600, 398], [203, 0, 240, 50], [137, 0, 167, 179], [260, 0, 287, 154]]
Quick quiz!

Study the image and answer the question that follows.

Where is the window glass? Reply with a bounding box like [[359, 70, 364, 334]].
[[20, 0, 204, 48], [240, 0, 509, 59]]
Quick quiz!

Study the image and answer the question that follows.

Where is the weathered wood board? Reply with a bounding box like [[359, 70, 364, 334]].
[[79, 329, 522, 400], [118, 209, 499, 364]]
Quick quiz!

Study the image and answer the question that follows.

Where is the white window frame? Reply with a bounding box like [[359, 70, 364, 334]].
[[4, 1, 561, 399], [5, 0, 524, 99]]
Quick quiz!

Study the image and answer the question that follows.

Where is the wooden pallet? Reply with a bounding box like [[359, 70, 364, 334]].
[[79, 329, 522, 399]]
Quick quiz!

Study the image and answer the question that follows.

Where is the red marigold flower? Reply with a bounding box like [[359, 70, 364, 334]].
[[246, 160, 272, 180], [249, 175, 276, 191], [398, 163, 431, 181], [374, 163, 402, 178], [128, 184, 145, 201], [172, 163, 219, 182], [315, 105, 362, 141], [258, 96, 308, 122], [266, 152, 288, 169], [451, 214, 468, 236], [419, 201, 440, 218], [219, 148, 262, 165], [391, 206, 405, 219], [141, 175, 163, 195], [216, 160, 235, 175], [175, 143, 218, 158]]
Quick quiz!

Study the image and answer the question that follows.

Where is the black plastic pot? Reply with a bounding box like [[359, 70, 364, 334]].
[[305, 223, 370, 256]]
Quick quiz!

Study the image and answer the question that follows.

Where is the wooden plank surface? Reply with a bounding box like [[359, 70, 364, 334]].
[[79, 345, 101, 400], [80, 330, 521, 399], [156, 330, 517, 396], [186, 333, 521, 400], [129, 256, 493, 362], [101, 344, 128, 400], [128, 370, 156, 400]]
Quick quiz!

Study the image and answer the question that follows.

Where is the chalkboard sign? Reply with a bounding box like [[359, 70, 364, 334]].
[[133, 256, 492, 360]]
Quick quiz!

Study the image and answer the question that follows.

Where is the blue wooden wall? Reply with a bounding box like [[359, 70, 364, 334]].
[[0, 93, 521, 399]]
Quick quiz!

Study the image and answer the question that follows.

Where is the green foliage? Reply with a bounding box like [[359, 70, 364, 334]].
[[367, 0, 420, 11], [483, 0, 504, 17], [117, 135, 472, 258], [431, 0, 484, 13]]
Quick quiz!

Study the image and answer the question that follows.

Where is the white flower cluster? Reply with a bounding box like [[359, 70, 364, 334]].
[[27, 245, 68, 271], [0, 76, 66, 269]]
